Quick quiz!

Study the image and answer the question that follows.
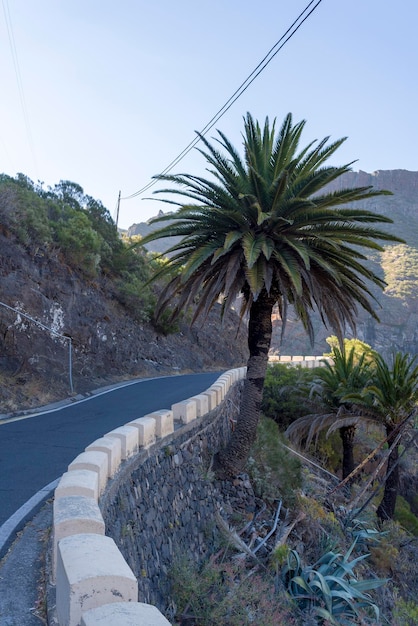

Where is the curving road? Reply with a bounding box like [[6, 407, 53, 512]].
[[0, 371, 223, 527]]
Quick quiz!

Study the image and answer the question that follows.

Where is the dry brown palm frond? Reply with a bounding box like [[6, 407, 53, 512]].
[[325, 415, 375, 437], [286, 412, 336, 449]]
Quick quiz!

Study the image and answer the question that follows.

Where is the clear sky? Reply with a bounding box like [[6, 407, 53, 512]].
[[1, 0, 417, 229]]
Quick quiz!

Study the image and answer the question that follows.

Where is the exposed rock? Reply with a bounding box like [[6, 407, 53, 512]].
[[0, 231, 248, 413], [270, 170, 418, 357]]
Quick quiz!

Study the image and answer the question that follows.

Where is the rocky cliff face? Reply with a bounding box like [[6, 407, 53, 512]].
[[323, 170, 418, 246], [272, 170, 418, 356], [0, 231, 248, 413]]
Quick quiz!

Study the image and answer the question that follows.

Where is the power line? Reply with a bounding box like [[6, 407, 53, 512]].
[[0, 300, 73, 393], [2, 0, 38, 173], [122, 0, 323, 201]]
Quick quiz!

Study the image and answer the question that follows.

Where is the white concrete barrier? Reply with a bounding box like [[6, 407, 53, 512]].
[[56, 533, 138, 626], [188, 394, 209, 417], [215, 380, 227, 399], [209, 384, 224, 403], [128, 416, 157, 447], [86, 436, 122, 477], [146, 410, 174, 438], [53, 495, 105, 581], [267, 355, 331, 368], [105, 425, 139, 460], [202, 388, 218, 411], [68, 451, 109, 494], [55, 470, 99, 502], [218, 373, 233, 390], [80, 601, 172, 625], [171, 399, 197, 424], [53, 368, 245, 626]]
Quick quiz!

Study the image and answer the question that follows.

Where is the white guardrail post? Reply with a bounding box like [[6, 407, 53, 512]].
[[52, 368, 247, 626]]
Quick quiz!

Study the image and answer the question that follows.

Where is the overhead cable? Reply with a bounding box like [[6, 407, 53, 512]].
[[2, 0, 38, 173], [122, 0, 323, 200]]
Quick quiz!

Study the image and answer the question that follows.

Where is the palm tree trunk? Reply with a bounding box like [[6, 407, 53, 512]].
[[215, 289, 276, 478], [339, 425, 356, 480], [377, 426, 399, 522]]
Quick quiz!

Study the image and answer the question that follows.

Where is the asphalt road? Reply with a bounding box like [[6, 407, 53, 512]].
[[0, 371, 223, 526]]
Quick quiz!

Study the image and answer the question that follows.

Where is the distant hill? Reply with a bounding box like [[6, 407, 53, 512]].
[[323, 170, 418, 247], [129, 169, 418, 251], [127, 211, 180, 255], [275, 170, 418, 357]]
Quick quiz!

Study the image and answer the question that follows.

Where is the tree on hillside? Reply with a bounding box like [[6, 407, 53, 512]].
[[138, 112, 402, 477], [52, 180, 85, 210], [286, 345, 374, 479], [344, 351, 418, 521], [262, 363, 317, 431]]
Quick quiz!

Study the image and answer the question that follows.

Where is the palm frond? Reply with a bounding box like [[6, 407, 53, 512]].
[[135, 111, 402, 338]]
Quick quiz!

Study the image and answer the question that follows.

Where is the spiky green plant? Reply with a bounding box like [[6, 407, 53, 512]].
[[282, 539, 387, 624]]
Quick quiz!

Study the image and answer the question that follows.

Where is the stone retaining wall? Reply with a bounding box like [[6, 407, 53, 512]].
[[100, 384, 241, 613]]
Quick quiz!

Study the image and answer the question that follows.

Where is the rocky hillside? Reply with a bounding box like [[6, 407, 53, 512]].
[[0, 237, 248, 413], [275, 170, 418, 356], [0, 176, 248, 413]]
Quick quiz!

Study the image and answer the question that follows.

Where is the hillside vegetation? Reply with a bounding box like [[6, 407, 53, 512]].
[[169, 363, 418, 625], [0, 173, 248, 412]]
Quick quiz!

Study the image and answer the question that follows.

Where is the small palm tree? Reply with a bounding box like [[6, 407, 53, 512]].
[[139, 112, 402, 477], [286, 346, 374, 479], [344, 352, 418, 521]]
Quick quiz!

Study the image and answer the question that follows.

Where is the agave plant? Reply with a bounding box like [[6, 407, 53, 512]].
[[282, 539, 387, 624]]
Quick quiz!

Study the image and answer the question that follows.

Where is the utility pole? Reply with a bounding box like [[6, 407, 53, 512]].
[[115, 190, 121, 229]]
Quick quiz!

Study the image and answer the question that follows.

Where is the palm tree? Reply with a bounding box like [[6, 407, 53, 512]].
[[286, 346, 374, 479], [139, 112, 402, 478], [344, 352, 418, 521]]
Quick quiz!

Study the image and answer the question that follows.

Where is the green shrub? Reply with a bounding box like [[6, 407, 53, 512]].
[[0, 175, 52, 245], [310, 430, 342, 475], [394, 496, 418, 536], [392, 597, 418, 626], [170, 555, 297, 625], [55, 212, 103, 277], [114, 274, 155, 323], [262, 363, 317, 430], [247, 416, 301, 504], [411, 493, 418, 516], [151, 307, 181, 335]]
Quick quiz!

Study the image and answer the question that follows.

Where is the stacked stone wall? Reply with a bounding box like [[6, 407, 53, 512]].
[[100, 385, 239, 613]]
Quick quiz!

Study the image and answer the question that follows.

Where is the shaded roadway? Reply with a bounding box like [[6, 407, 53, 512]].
[[0, 371, 223, 527]]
